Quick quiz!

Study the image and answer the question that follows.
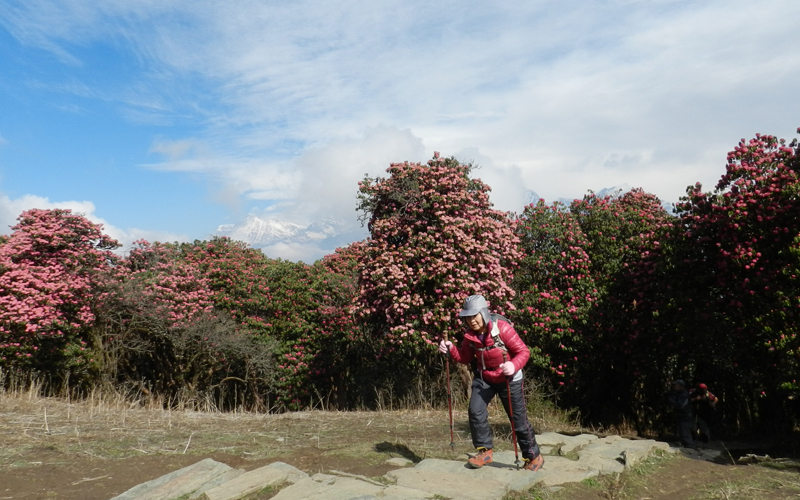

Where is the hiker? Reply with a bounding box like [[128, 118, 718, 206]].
[[690, 383, 718, 442], [438, 294, 544, 472], [666, 379, 696, 448]]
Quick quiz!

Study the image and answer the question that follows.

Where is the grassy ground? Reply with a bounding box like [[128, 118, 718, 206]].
[[1, 386, 797, 500]]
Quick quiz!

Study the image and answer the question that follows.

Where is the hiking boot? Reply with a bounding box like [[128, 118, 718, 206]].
[[522, 454, 544, 472], [467, 448, 493, 468]]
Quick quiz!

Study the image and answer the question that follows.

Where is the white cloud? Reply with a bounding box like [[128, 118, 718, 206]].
[[2, 0, 799, 253], [289, 125, 428, 224], [454, 147, 529, 214], [0, 192, 188, 251]]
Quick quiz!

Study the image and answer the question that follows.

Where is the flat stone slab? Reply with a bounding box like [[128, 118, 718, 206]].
[[381, 485, 436, 499], [264, 462, 310, 484], [537, 432, 599, 453], [188, 469, 245, 500], [199, 462, 308, 500], [388, 468, 507, 500], [201, 464, 288, 500], [414, 457, 542, 492], [271, 475, 386, 500], [113, 434, 683, 500], [110, 458, 234, 500], [673, 446, 724, 461]]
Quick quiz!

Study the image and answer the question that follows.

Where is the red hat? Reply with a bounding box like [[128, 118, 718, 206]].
[[697, 383, 708, 390]]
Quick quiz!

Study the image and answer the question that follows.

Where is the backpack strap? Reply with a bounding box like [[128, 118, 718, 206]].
[[490, 314, 509, 352]]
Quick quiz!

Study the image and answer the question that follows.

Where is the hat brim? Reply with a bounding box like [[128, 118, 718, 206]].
[[459, 307, 482, 317]]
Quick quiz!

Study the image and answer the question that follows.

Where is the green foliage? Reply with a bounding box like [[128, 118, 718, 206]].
[[356, 153, 521, 400], [512, 201, 599, 382], [4, 131, 800, 432]]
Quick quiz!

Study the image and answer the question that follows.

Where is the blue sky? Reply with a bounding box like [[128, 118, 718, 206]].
[[1, 0, 799, 260]]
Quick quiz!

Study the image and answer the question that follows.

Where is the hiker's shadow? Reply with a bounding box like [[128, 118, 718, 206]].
[[374, 442, 423, 463]]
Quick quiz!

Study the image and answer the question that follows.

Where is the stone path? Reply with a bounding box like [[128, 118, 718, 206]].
[[109, 432, 717, 500]]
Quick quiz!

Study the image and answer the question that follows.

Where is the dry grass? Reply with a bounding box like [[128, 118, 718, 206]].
[[4, 381, 798, 500], [690, 468, 800, 500], [0, 376, 582, 476]]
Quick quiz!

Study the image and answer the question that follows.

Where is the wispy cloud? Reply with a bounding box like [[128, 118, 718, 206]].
[[2, 0, 799, 261]]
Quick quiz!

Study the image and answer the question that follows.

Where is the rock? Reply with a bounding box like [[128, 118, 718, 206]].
[[559, 434, 599, 453], [113, 433, 686, 500], [536, 432, 568, 447], [264, 462, 309, 484], [188, 469, 245, 500], [622, 449, 641, 470], [311, 473, 338, 485], [536, 432, 599, 453], [387, 468, 507, 500], [271, 476, 385, 500], [414, 456, 542, 492], [110, 458, 234, 500], [385, 457, 414, 467], [381, 485, 435, 499], [200, 464, 288, 500], [328, 470, 385, 487]]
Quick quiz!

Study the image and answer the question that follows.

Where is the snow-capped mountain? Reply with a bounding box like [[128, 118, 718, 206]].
[[216, 215, 305, 245], [214, 215, 368, 262], [215, 215, 351, 247], [525, 190, 541, 204], [595, 184, 631, 198]]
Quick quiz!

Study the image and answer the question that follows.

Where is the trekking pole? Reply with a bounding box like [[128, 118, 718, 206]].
[[503, 351, 521, 469], [443, 332, 456, 452]]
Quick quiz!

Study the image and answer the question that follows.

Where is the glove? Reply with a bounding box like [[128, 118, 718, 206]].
[[438, 340, 453, 354], [501, 361, 515, 376]]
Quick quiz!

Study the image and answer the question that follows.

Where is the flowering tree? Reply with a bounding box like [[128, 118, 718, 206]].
[[568, 189, 674, 425], [307, 241, 371, 408], [356, 154, 521, 401], [512, 201, 599, 386], [174, 238, 318, 408], [97, 238, 281, 408], [111, 240, 216, 326], [357, 154, 521, 349], [671, 130, 800, 429], [0, 209, 119, 377]]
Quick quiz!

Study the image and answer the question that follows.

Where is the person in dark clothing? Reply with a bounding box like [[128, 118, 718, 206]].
[[438, 295, 544, 471], [690, 383, 718, 442], [666, 380, 696, 448]]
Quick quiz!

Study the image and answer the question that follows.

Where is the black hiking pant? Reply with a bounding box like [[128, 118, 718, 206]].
[[696, 415, 712, 442], [469, 376, 541, 460], [676, 417, 696, 447]]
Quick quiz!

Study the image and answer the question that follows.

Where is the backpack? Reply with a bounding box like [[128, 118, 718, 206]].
[[489, 313, 511, 352]]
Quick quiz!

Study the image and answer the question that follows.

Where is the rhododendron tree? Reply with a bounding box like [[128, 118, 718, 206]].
[[512, 201, 599, 384], [307, 241, 373, 408], [175, 238, 319, 408], [357, 154, 521, 349], [668, 130, 800, 430], [0, 209, 119, 379], [512, 190, 674, 428], [356, 154, 521, 401], [569, 189, 674, 426], [95, 240, 238, 399]]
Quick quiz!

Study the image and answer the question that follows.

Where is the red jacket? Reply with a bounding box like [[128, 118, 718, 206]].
[[447, 317, 530, 384]]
